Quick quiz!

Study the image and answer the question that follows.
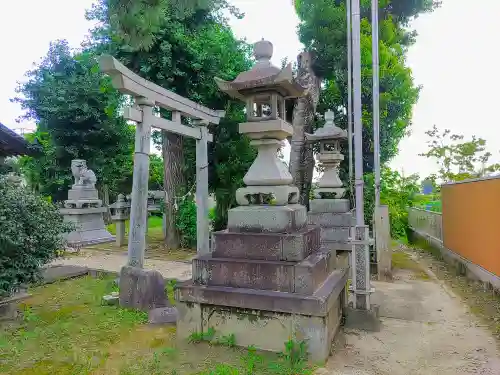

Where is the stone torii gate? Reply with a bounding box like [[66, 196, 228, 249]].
[[99, 55, 224, 270]]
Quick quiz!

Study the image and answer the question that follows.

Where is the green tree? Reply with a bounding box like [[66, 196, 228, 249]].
[[87, 0, 255, 239], [14, 40, 134, 202], [364, 167, 420, 239], [419, 124, 500, 182], [148, 154, 165, 191], [294, 0, 439, 173]]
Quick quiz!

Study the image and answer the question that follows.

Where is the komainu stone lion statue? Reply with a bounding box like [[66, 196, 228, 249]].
[[71, 159, 97, 189]]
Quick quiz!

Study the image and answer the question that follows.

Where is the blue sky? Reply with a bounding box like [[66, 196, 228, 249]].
[[1, 0, 498, 179]]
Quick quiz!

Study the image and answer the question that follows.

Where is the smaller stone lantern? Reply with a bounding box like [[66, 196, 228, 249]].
[[109, 194, 131, 247], [306, 110, 352, 264], [307, 110, 347, 199]]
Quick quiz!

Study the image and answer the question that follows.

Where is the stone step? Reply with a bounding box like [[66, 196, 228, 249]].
[[212, 225, 320, 261], [192, 249, 334, 295], [323, 240, 352, 251], [308, 212, 355, 227], [177, 267, 349, 317], [309, 199, 350, 213], [321, 227, 350, 242]]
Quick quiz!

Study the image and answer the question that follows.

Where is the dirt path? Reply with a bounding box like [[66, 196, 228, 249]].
[[51, 251, 192, 280], [324, 254, 500, 375]]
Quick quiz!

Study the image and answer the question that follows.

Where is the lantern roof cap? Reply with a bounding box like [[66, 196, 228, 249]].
[[215, 39, 305, 100], [306, 110, 347, 141]]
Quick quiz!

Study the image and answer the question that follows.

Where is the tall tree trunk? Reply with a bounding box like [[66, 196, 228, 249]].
[[162, 131, 184, 249], [289, 51, 321, 209]]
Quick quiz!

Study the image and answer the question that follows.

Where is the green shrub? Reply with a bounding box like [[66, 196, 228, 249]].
[[208, 207, 216, 223], [0, 177, 72, 297], [176, 196, 197, 248], [364, 168, 420, 240]]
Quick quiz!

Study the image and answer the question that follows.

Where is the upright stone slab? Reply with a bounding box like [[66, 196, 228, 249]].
[[176, 40, 348, 363], [306, 111, 353, 267], [60, 159, 114, 247], [119, 266, 169, 311]]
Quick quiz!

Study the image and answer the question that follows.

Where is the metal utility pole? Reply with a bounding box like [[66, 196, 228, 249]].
[[347, 0, 353, 195], [372, 0, 380, 208], [350, 0, 373, 311], [352, 0, 364, 226]]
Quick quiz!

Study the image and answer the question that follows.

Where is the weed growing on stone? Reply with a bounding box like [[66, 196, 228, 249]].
[[165, 278, 177, 305], [188, 327, 216, 343], [188, 328, 236, 348]]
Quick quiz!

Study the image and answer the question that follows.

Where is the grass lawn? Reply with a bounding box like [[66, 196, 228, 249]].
[[0, 276, 314, 375], [83, 216, 196, 262], [391, 250, 430, 280]]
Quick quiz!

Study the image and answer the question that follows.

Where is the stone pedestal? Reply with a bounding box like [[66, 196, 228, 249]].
[[177, 206, 348, 362], [60, 206, 115, 246], [308, 199, 354, 263], [60, 160, 114, 247]]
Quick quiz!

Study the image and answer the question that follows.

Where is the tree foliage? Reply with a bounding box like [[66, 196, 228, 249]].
[[294, 0, 439, 172], [0, 177, 72, 297], [94, 0, 244, 51], [364, 167, 420, 239], [87, 0, 255, 232], [14, 40, 134, 202], [208, 104, 256, 230], [420, 125, 500, 182]]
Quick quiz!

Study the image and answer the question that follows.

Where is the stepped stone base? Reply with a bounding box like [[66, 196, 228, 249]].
[[176, 268, 348, 363], [308, 205, 353, 253], [192, 248, 335, 295], [60, 206, 114, 247], [178, 199, 349, 362], [212, 225, 320, 261]]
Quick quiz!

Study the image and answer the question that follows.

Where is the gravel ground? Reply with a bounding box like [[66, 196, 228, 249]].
[[51, 252, 192, 280], [324, 259, 500, 375]]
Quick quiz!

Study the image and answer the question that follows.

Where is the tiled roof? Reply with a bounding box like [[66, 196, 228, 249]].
[[0, 122, 36, 157]]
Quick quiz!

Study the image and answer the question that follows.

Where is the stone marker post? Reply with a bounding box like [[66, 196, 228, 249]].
[[375, 204, 391, 280], [196, 121, 210, 255]]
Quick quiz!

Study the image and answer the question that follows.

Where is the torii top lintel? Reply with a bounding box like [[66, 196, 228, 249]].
[[99, 55, 225, 124]]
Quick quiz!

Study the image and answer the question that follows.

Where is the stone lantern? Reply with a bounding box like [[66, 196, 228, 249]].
[[176, 40, 349, 363], [109, 194, 131, 247], [306, 110, 348, 201], [215, 38, 305, 211], [307, 110, 352, 270]]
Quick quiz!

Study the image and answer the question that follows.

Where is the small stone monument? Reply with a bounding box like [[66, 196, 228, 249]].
[[109, 194, 130, 247], [176, 40, 349, 362], [60, 159, 114, 246], [307, 110, 353, 268]]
